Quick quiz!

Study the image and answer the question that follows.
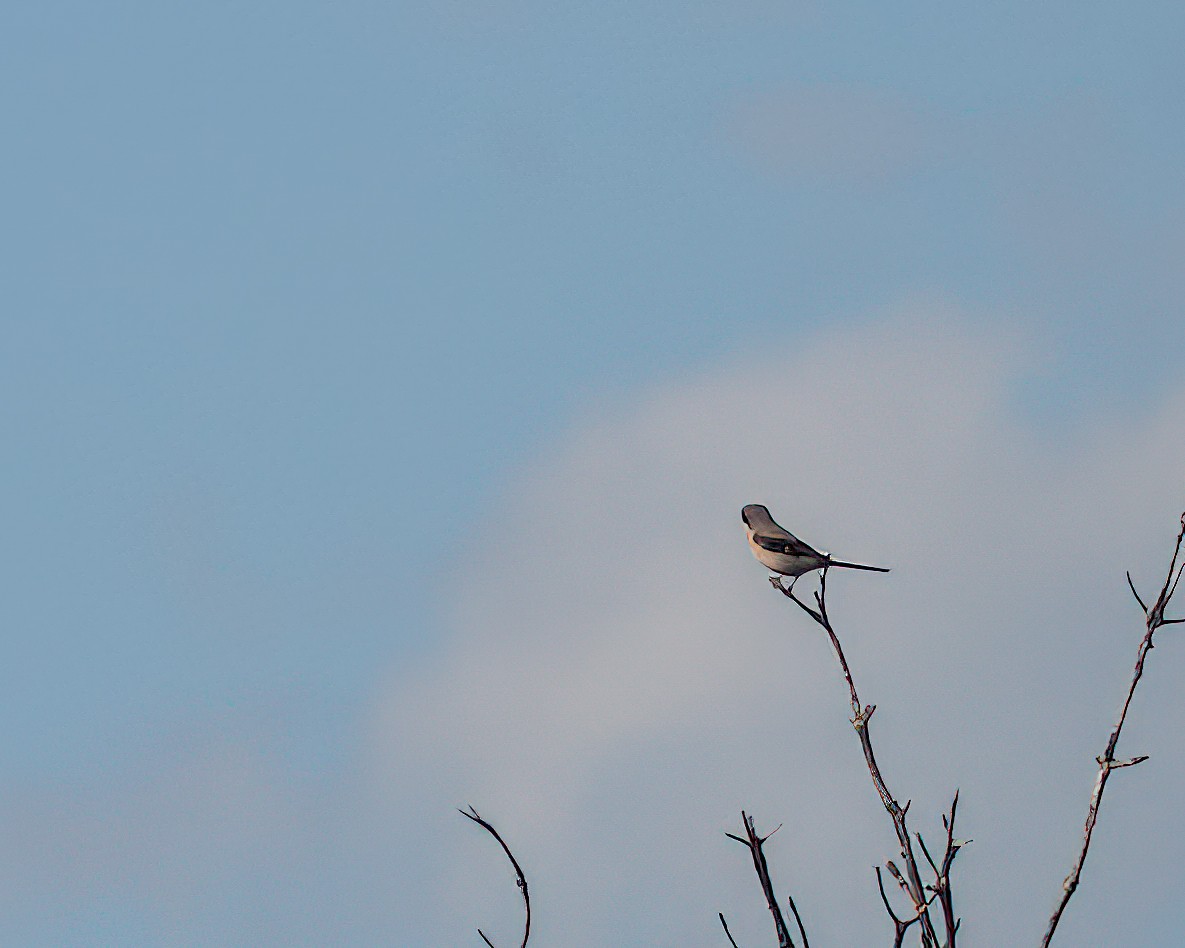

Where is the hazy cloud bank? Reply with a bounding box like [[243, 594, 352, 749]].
[[5, 307, 1184, 945], [375, 306, 1185, 945]]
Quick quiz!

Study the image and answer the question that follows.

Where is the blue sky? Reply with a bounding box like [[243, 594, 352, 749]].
[[3, 2, 1185, 944]]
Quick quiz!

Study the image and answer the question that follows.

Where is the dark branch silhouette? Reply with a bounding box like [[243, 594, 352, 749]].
[[786, 891, 810, 948], [771, 566, 959, 947], [915, 792, 967, 946], [1041, 512, 1185, 946], [719, 912, 741, 948], [460, 806, 531, 948], [725, 812, 804, 948], [876, 864, 920, 948]]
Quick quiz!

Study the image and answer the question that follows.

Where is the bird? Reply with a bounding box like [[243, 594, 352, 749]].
[[741, 504, 889, 583]]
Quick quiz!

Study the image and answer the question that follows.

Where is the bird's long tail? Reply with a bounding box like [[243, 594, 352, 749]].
[[828, 560, 890, 573]]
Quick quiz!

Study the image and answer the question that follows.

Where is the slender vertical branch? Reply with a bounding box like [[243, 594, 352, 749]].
[[919, 791, 968, 946], [719, 912, 741, 948], [773, 568, 941, 947], [1040, 512, 1185, 947], [460, 806, 532, 948], [726, 812, 798, 948], [787, 892, 811, 948]]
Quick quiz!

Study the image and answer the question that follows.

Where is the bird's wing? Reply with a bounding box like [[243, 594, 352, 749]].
[[753, 532, 820, 557]]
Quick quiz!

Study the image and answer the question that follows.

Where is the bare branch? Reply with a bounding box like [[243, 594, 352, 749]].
[[916, 832, 940, 878], [932, 791, 966, 947], [875, 866, 904, 924], [772, 575, 823, 624], [719, 912, 741, 948], [460, 806, 531, 948], [728, 812, 798, 948], [1168, 561, 1185, 603], [1041, 511, 1185, 946], [787, 893, 810, 948], [1126, 571, 1148, 613], [1158, 514, 1185, 601], [876, 866, 918, 948], [771, 568, 941, 947]]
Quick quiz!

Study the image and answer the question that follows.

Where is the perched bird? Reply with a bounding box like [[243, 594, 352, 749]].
[[741, 504, 889, 581]]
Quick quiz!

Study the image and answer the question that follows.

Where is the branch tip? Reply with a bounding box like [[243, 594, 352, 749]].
[[718, 912, 741, 948], [1127, 571, 1149, 613]]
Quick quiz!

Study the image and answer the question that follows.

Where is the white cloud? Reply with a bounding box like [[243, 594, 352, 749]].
[[375, 305, 1185, 946]]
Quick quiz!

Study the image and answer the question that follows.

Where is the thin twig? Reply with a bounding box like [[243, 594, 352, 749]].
[[719, 912, 741, 948], [460, 806, 531, 948], [727, 812, 798, 948], [876, 865, 918, 948], [787, 892, 810, 948], [1041, 512, 1185, 947], [1168, 561, 1185, 602], [933, 791, 967, 946], [1125, 571, 1147, 612], [773, 568, 941, 947], [916, 832, 940, 878]]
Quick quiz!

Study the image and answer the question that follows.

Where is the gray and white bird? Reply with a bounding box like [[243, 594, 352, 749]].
[[742, 504, 889, 580]]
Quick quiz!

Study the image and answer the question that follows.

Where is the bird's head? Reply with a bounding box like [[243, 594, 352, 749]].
[[741, 504, 771, 527]]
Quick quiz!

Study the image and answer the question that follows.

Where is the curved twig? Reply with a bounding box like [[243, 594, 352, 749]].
[[460, 806, 531, 948], [1126, 571, 1148, 613], [876, 865, 918, 948]]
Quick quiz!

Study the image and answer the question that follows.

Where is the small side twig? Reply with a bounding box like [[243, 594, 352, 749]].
[[460, 806, 531, 948], [1041, 511, 1185, 946], [726, 812, 800, 948], [876, 865, 920, 948], [787, 892, 810, 948], [924, 790, 968, 946], [1126, 571, 1147, 612]]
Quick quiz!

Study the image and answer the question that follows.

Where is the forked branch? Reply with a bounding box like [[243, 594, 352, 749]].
[[724, 812, 808, 948], [876, 864, 920, 948], [915, 792, 968, 945], [460, 806, 531, 948], [772, 568, 947, 947], [1041, 512, 1185, 946]]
